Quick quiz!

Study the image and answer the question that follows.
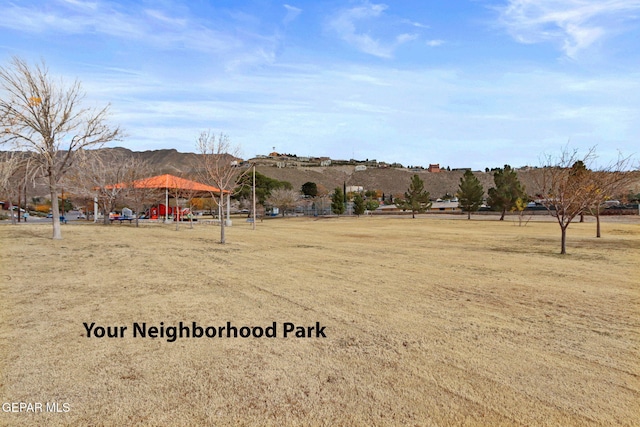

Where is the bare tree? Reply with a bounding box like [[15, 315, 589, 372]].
[[313, 195, 331, 216], [267, 187, 300, 217], [586, 155, 635, 238], [0, 57, 122, 239], [167, 173, 201, 231], [0, 151, 40, 224], [536, 147, 599, 254], [196, 131, 244, 244], [178, 177, 201, 230], [66, 150, 135, 225], [122, 161, 161, 228], [0, 151, 20, 223]]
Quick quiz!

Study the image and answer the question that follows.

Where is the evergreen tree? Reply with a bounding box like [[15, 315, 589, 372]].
[[331, 187, 345, 215], [236, 171, 292, 205], [487, 165, 527, 220], [301, 181, 318, 197], [457, 170, 484, 219], [352, 193, 365, 216], [394, 174, 432, 218], [365, 199, 379, 212]]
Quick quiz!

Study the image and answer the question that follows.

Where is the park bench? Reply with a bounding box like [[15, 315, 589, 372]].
[[110, 216, 134, 224]]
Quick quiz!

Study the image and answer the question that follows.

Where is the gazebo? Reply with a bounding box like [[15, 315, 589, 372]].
[[106, 174, 230, 222]]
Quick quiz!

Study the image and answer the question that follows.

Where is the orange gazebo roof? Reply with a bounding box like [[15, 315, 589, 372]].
[[109, 174, 228, 194]]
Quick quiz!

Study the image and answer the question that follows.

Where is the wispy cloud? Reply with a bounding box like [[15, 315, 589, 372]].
[[283, 4, 302, 25], [403, 19, 429, 29], [84, 56, 639, 167], [0, 0, 280, 68], [327, 2, 419, 58], [145, 9, 188, 27], [426, 39, 444, 47], [496, 0, 640, 58]]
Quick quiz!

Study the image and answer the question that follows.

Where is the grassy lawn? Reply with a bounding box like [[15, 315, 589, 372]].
[[1, 215, 639, 426]]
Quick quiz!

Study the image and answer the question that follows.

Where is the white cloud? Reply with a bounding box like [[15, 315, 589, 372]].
[[497, 0, 640, 57], [283, 4, 302, 25], [145, 9, 188, 27], [426, 39, 444, 47], [84, 58, 639, 168], [396, 33, 418, 44], [347, 73, 391, 86], [326, 2, 418, 58], [0, 1, 275, 68], [403, 20, 430, 29]]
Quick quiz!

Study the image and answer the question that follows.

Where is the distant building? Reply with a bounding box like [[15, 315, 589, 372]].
[[428, 164, 440, 173], [430, 200, 459, 211]]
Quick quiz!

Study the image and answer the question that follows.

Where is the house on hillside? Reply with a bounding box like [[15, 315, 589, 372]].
[[428, 164, 440, 173]]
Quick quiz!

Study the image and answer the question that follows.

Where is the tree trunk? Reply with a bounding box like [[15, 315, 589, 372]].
[[467, 210, 471, 220], [219, 190, 226, 244], [560, 225, 567, 255], [9, 200, 16, 225], [50, 187, 62, 240], [499, 209, 505, 220], [596, 211, 601, 238]]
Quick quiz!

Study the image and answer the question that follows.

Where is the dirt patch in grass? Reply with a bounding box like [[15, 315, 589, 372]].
[[1, 216, 639, 426]]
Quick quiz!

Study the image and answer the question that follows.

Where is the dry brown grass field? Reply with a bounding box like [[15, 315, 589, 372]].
[[1, 215, 639, 426]]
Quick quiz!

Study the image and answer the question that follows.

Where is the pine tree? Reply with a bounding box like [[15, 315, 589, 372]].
[[395, 174, 432, 218], [457, 170, 484, 219], [352, 193, 365, 216], [331, 187, 345, 215], [487, 165, 527, 220]]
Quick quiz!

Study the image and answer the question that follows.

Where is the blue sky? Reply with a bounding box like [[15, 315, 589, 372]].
[[1, 0, 639, 169]]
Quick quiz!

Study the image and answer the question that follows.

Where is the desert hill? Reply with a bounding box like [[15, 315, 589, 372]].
[[93, 147, 521, 198], [6, 147, 639, 201], [96, 147, 640, 200]]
